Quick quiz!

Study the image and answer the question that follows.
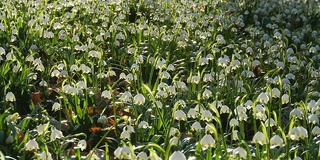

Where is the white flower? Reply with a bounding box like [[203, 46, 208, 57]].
[[265, 118, 276, 127], [190, 76, 200, 84], [312, 126, 320, 136], [119, 91, 132, 102], [134, 94, 145, 105], [201, 110, 213, 122], [187, 108, 198, 118], [257, 92, 269, 104], [174, 110, 187, 121], [77, 140, 87, 151], [38, 150, 53, 160], [6, 92, 16, 102], [50, 127, 64, 141], [270, 135, 284, 148], [200, 134, 216, 149], [120, 130, 131, 140], [137, 152, 148, 160], [52, 102, 61, 111], [252, 132, 267, 145], [37, 123, 49, 135], [202, 89, 212, 99], [308, 114, 319, 124], [232, 147, 247, 159], [229, 118, 239, 127], [288, 126, 308, 140], [169, 151, 186, 160], [282, 94, 290, 104], [25, 139, 39, 151], [191, 121, 202, 132], [138, 121, 149, 129], [272, 88, 281, 98], [114, 146, 132, 159], [101, 90, 112, 99], [232, 130, 239, 140]]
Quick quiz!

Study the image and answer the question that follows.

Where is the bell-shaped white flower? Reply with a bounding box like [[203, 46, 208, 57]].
[[169, 151, 186, 160], [200, 134, 216, 149], [252, 131, 267, 145], [6, 92, 16, 102], [25, 139, 39, 151], [134, 94, 145, 105]]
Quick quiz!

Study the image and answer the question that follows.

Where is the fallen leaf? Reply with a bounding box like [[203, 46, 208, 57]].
[[31, 91, 43, 105]]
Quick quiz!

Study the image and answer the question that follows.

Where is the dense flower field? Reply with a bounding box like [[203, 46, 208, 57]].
[[0, 0, 320, 159]]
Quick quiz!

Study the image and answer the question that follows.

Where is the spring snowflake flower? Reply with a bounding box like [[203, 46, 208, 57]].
[[232, 130, 239, 140], [167, 64, 175, 71], [252, 131, 267, 145], [38, 150, 53, 160], [119, 91, 132, 102], [101, 90, 112, 99], [238, 113, 248, 121], [191, 121, 202, 132], [6, 113, 19, 123], [187, 108, 198, 118], [270, 135, 284, 148], [169, 151, 186, 160], [37, 123, 49, 135], [138, 121, 149, 129], [137, 152, 148, 160], [229, 118, 239, 127], [50, 127, 64, 141], [257, 92, 269, 104], [308, 114, 319, 124], [190, 76, 200, 84], [120, 130, 131, 140], [220, 105, 230, 114], [201, 110, 213, 122], [290, 108, 303, 119], [114, 146, 132, 159], [282, 94, 290, 104], [200, 134, 216, 149], [312, 126, 320, 136], [6, 92, 16, 102], [25, 139, 39, 151], [235, 105, 247, 114], [174, 110, 187, 121], [288, 126, 308, 140], [232, 147, 247, 159], [202, 89, 212, 99], [76, 81, 86, 89], [199, 57, 208, 66], [203, 73, 213, 82], [134, 94, 145, 105], [77, 140, 87, 151], [272, 88, 281, 98], [156, 58, 166, 69], [160, 71, 171, 79], [265, 118, 276, 127]]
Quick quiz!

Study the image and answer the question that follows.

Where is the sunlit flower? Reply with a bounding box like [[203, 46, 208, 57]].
[[265, 118, 276, 127], [272, 88, 281, 98], [288, 126, 308, 140], [200, 134, 216, 149], [290, 108, 303, 119], [232, 130, 239, 140], [169, 151, 186, 160], [202, 89, 212, 99], [270, 135, 284, 148], [138, 121, 149, 129], [252, 131, 267, 145], [235, 105, 247, 114], [201, 110, 213, 122], [52, 102, 61, 111], [50, 127, 64, 141], [199, 57, 208, 66], [191, 121, 202, 132], [37, 123, 49, 135], [137, 152, 148, 160], [203, 73, 213, 82], [190, 76, 200, 84], [156, 58, 166, 69], [38, 150, 53, 160], [238, 113, 248, 121], [25, 139, 39, 151], [174, 110, 187, 121], [232, 147, 247, 159], [134, 94, 145, 105], [114, 146, 132, 159], [187, 108, 198, 118], [229, 118, 239, 127], [308, 114, 319, 124], [119, 91, 132, 102], [101, 90, 112, 99], [120, 130, 131, 140], [282, 94, 290, 104], [220, 105, 230, 114], [76, 81, 86, 89], [6, 92, 16, 102], [312, 126, 320, 136], [257, 92, 269, 104], [77, 140, 87, 151]]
